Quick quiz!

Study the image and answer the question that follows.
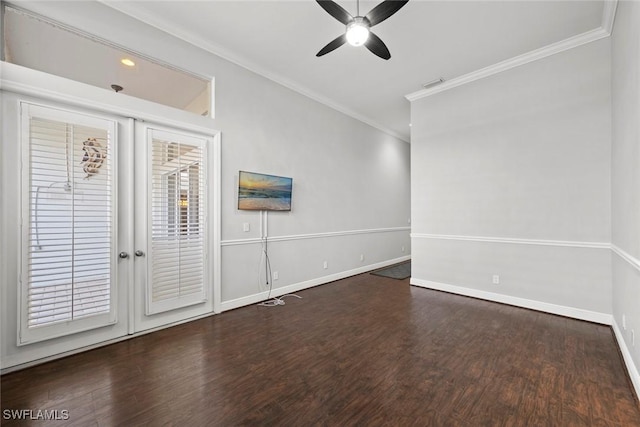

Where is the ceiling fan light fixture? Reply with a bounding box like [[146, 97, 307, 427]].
[[346, 18, 370, 46], [315, 0, 409, 59]]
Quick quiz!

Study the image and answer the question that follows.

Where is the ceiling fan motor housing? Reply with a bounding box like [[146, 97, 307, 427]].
[[316, 0, 409, 60]]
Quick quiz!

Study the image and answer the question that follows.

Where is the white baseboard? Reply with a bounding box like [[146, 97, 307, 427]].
[[220, 256, 411, 312], [410, 278, 613, 325], [2, 257, 410, 372], [612, 319, 640, 402]]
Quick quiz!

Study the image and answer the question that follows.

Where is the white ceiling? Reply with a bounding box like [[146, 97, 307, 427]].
[[8, 1, 607, 141]]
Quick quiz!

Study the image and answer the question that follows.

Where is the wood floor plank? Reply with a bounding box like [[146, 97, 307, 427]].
[[2, 272, 640, 426]]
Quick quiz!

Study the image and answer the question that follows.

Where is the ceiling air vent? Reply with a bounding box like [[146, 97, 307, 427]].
[[422, 78, 445, 89]]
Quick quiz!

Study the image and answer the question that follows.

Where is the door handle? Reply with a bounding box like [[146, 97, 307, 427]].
[[119, 252, 129, 259], [135, 250, 145, 257]]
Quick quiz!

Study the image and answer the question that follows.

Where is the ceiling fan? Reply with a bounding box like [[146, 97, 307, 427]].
[[316, 0, 409, 60]]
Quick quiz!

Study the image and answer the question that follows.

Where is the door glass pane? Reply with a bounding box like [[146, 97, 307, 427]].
[[148, 131, 206, 314], [24, 106, 114, 335]]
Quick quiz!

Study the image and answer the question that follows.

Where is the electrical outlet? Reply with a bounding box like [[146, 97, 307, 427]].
[[623, 314, 627, 330], [401, 246, 405, 252], [323, 261, 328, 269], [360, 254, 364, 262], [492, 275, 500, 285], [273, 271, 279, 280], [243, 222, 250, 232]]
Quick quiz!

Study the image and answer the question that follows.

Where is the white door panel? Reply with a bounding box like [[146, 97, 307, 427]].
[[133, 122, 214, 333], [3, 94, 218, 368], [16, 101, 130, 346]]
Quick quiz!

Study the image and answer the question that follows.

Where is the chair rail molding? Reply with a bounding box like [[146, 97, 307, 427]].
[[222, 226, 411, 247], [411, 233, 610, 249]]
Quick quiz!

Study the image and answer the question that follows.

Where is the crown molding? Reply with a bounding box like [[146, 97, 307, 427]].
[[99, 1, 409, 143], [406, 28, 609, 102], [101, 0, 617, 138], [601, 0, 619, 35], [406, 0, 618, 102]]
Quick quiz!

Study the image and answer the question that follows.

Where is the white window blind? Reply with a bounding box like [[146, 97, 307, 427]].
[[147, 130, 207, 314], [21, 103, 116, 344]]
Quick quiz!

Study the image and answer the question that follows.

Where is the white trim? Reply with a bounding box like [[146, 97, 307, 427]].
[[612, 318, 640, 402], [411, 233, 610, 249], [1, 65, 221, 364], [602, 0, 619, 35], [209, 77, 216, 119], [142, 125, 210, 316], [222, 226, 411, 247], [221, 237, 266, 247], [410, 278, 613, 325], [212, 133, 222, 314], [1, 254, 410, 371], [99, 1, 408, 143], [405, 27, 610, 102], [612, 244, 640, 272], [0, 62, 218, 138], [4, 3, 212, 83], [125, 118, 136, 335], [18, 102, 120, 345], [610, 245, 640, 402], [221, 256, 411, 312]]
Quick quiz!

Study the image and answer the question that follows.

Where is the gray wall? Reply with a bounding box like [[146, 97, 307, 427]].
[[410, 38, 612, 318], [612, 0, 640, 381], [1, 2, 410, 368], [27, 1, 411, 306]]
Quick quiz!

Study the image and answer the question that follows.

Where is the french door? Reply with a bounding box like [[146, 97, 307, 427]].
[[19, 103, 124, 345], [132, 122, 214, 332], [18, 100, 216, 346]]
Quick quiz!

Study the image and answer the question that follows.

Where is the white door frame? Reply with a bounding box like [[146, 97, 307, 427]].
[[132, 121, 218, 333], [0, 62, 221, 370]]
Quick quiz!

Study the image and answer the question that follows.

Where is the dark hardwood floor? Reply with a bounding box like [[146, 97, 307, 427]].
[[2, 272, 640, 426]]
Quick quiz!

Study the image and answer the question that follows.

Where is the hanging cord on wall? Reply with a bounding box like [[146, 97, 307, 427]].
[[257, 210, 302, 307], [257, 234, 280, 306]]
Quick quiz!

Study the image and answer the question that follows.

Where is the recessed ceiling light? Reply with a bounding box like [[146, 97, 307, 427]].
[[121, 58, 135, 67]]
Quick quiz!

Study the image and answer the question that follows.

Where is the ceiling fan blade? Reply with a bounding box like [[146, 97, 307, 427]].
[[364, 32, 391, 60], [316, 0, 353, 25], [365, 0, 409, 27], [316, 34, 348, 57]]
